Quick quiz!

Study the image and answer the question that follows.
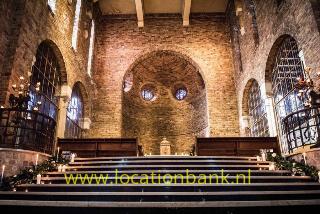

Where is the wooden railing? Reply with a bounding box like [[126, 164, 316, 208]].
[[196, 137, 280, 156], [57, 138, 141, 157]]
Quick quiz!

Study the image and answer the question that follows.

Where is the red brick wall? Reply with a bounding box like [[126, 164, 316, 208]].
[[90, 14, 240, 151]]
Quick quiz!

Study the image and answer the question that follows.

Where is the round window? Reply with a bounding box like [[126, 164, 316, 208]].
[[175, 88, 187, 100], [141, 89, 154, 101]]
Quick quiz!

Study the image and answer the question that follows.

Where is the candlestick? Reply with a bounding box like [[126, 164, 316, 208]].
[[256, 155, 261, 162], [36, 174, 41, 184], [35, 154, 39, 166], [302, 152, 307, 165], [1, 165, 5, 184], [71, 153, 75, 163], [56, 147, 60, 161], [58, 165, 62, 172], [269, 162, 275, 171]]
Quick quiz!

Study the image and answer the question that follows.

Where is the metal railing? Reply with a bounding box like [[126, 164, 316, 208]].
[[282, 105, 320, 153], [0, 108, 56, 154]]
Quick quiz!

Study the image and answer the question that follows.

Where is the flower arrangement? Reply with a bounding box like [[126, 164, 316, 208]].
[[267, 152, 319, 181], [295, 67, 320, 107], [0, 155, 69, 191]]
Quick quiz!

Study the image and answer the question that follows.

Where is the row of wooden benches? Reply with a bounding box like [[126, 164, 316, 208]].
[[57, 137, 279, 157]]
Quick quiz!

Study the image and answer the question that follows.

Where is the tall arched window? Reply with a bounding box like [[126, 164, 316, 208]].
[[248, 81, 269, 137], [65, 84, 84, 138], [271, 36, 306, 152], [29, 42, 61, 121]]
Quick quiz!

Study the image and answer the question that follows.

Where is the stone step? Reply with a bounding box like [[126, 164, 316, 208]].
[[1, 190, 320, 202], [65, 164, 271, 171], [16, 183, 320, 192], [37, 175, 312, 185], [44, 169, 292, 177], [1, 199, 320, 209], [69, 159, 270, 166], [74, 156, 259, 162]]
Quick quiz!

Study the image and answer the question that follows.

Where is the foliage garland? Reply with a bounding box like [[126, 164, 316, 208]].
[[267, 152, 319, 181], [0, 155, 69, 191]]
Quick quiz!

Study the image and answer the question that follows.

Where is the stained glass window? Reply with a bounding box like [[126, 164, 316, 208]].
[[141, 89, 154, 101], [65, 84, 84, 138], [72, 0, 82, 50], [175, 88, 187, 101]]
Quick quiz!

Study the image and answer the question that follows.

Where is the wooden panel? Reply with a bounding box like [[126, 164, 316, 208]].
[[196, 137, 279, 156], [57, 138, 138, 157]]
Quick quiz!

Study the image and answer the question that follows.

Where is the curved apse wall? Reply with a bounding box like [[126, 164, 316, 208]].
[[122, 51, 208, 154]]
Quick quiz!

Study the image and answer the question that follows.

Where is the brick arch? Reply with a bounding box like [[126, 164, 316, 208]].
[[124, 49, 207, 87], [71, 81, 91, 119], [36, 39, 67, 85], [265, 34, 300, 95], [121, 50, 208, 154], [242, 78, 260, 116]]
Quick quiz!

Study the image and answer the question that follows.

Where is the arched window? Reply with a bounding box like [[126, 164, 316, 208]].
[[248, 81, 269, 137], [271, 36, 306, 152], [29, 42, 61, 121], [65, 84, 84, 138]]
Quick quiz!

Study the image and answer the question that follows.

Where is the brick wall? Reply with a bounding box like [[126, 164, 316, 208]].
[[229, 0, 320, 128], [0, 149, 50, 176], [0, 0, 93, 111], [90, 14, 240, 152]]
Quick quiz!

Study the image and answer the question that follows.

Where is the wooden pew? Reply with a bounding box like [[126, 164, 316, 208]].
[[57, 138, 139, 157], [196, 137, 280, 156]]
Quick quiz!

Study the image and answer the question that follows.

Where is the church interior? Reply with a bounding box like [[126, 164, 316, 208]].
[[0, 0, 320, 212]]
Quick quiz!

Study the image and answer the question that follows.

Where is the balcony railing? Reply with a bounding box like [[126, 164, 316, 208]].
[[0, 108, 56, 154], [282, 105, 320, 153]]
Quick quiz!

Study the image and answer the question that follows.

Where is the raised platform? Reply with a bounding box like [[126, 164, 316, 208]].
[[0, 155, 319, 212]]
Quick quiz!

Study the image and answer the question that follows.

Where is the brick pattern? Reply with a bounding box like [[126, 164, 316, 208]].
[[229, 0, 320, 127], [90, 15, 240, 152], [0, 149, 50, 176], [122, 51, 208, 154], [0, 0, 93, 112]]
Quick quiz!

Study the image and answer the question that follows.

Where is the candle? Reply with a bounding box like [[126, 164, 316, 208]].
[[302, 152, 307, 164], [58, 165, 62, 172], [318, 171, 320, 183], [36, 174, 41, 184], [62, 165, 66, 172], [261, 152, 266, 162], [35, 154, 39, 166], [269, 162, 275, 171], [71, 153, 75, 163], [256, 155, 261, 162], [56, 147, 60, 161], [1, 165, 5, 184], [149, 152, 151, 156]]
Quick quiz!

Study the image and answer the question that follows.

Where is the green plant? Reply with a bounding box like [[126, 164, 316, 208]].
[[267, 152, 319, 181], [0, 155, 69, 191]]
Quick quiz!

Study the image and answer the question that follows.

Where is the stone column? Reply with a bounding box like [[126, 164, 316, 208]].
[[240, 116, 251, 136], [54, 85, 72, 151], [265, 96, 277, 137]]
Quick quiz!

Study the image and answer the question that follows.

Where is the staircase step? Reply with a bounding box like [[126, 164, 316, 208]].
[[16, 183, 320, 192], [44, 170, 292, 177], [69, 160, 270, 166], [74, 156, 259, 162], [38, 176, 312, 184], [1, 190, 320, 202], [65, 164, 270, 171]]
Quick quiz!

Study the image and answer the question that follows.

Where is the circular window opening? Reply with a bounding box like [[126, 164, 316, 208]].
[[141, 89, 155, 101], [175, 88, 187, 100]]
